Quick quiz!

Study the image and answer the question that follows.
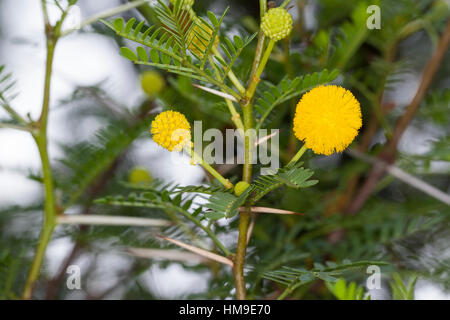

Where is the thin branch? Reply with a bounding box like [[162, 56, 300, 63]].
[[238, 206, 304, 215], [254, 130, 278, 147], [41, 0, 50, 29], [191, 83, 238, 102], [386, 19, 450, 155], [0, 95, 28, 125], [125, 247, 209, 263], [348, 20, 450, 214], [57, 214, 173, 227], [156, 234, 234, 267], [0, 122, 32, 132], [346, 149, 450, 205]]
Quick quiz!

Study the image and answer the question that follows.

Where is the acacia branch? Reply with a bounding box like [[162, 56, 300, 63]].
[[347, 19, 450, 215]]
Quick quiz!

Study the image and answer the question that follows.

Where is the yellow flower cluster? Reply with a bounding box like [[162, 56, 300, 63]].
[[261, 8, 293, 41], [293, 85, 362, 156], [151, 110, 192, 152]]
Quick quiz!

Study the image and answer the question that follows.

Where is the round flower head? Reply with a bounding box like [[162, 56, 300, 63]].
[[293, 85, 362, 156], [151, 110, 191, 152], [261, 8, 293, 41]]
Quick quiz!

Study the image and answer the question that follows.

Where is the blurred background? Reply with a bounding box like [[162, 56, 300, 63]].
[[0, 0, 449, 299]]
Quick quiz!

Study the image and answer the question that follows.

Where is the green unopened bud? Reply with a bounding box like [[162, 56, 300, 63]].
[[140, 71, 165, 96], [234, 181, 250, 196], [261, 8, 293, 41], [128, 167, 152, 185]]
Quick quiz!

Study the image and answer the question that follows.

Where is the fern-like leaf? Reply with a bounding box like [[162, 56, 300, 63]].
[[248, 164, 318, 204], [262, 260, 389, 289], [328, 1, 371, 69], [205, 186, 253, 220], [254, 69, 339, 130]]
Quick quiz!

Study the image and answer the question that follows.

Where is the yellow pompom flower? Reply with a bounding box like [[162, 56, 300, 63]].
[[188, 19, 219, 58], [261, 8, 293, 41], [151, 110, 191, 152], [293, 85, 362, 156]]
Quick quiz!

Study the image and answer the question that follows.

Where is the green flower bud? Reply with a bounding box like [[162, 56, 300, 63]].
[[140, 71, 165, 96], [261, 8, 293, 41], [128, 167, 152, 185], [234, 181, 250, 196]]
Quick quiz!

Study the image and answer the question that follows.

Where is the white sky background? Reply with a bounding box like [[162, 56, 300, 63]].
[[0, 0, 448, 299]]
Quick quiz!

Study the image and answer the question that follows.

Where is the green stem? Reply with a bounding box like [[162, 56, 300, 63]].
[[22, 134, 57, 299], [225, 99, 245, 137], [259, 0, 267, 18], [234, 209, 250, 299], [233, 98, 255, 300], [246, 39, 275, 100], [287, 144, 308, 167], [247, 0, 267, 88], [231, 1, 270, 299], [277, 281, 304, 300], [22, 217, 54, 299], [207, 55, 245, 136], [22, 0, 59, 299], [38, 40, 55, 127], [187, 146, 233, 190], [0, 122, 32, 132], [242, 105, 254, 183]]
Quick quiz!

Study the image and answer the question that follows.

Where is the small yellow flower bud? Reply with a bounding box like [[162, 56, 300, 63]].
[[261, 8, 293, 41], [128, 167, 152, 185], [234, 181, 250, 196], [140, 71, 165, 96]]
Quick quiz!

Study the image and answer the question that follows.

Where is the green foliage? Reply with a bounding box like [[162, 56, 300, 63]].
[[249, 163, 318, 204], [326, 278, 370, 300], [0, 65, 16, 104], [254, 69, 339, 130], [1, 0, 449, 300], [0, 65, 22, 125], [390, 272, 418, 300], [95, 179, 206, 221], [262, 260, 389, 290], [58, 119, 150, 207], [328, 1, 372, 69], [205, 187, 252, 220], [419, 89, 450, 126], [218, 33, 257, 81], [0, 250, 21, 299]]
